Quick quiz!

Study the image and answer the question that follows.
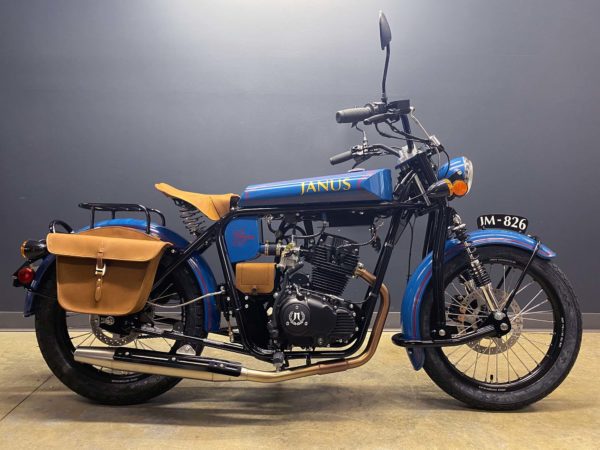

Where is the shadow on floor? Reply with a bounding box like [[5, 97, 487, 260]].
[[18, 382, 465, 426], [16, 380, 590, 428]]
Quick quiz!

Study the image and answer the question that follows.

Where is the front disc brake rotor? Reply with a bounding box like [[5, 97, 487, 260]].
[[452, 288, 523, 354], [90, 315, 139, 346]]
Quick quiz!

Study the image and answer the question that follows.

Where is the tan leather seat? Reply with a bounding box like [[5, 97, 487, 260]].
[[155, 183, 239, 221]]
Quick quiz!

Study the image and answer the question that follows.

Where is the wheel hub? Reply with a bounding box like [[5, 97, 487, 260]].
[[90, 315, 139, 346], [453, 288, 523, 354]]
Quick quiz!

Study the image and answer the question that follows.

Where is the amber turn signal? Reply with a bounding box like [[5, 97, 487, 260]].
[[426, 179, 470, 199], [450, 180, 469, 197], [20, 239, 48, 261], [426, 179, 453, 198]]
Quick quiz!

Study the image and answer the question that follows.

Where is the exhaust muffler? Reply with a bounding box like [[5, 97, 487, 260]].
[[74, 268, 389, 383], [75, 346, 245, 381]]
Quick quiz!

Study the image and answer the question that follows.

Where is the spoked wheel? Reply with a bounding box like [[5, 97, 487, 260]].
[[35, 256, 205, 405], [421, 245, 581, 410]]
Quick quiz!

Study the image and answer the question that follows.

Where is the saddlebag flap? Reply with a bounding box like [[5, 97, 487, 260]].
[[46, 227, 170, 315]]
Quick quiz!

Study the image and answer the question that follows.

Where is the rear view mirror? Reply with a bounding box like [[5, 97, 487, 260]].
[[379, 11, 392, 50]]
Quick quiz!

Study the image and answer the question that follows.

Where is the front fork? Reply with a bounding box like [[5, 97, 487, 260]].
[[449, 213, 508, 324], [430, 209, 508, 339]]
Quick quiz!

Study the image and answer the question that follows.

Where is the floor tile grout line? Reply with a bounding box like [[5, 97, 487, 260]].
[[0, 374, 53, 423]]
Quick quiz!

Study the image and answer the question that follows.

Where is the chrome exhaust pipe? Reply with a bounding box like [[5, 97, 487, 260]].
[[74, 268, 389, 383], [75, 347, 244, 382]]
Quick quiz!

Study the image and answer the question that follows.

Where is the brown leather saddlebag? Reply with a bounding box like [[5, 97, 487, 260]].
[[235, 262, 276, 295], [46, 227, 170, 315]]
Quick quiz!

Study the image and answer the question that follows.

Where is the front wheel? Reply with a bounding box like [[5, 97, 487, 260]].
[[421, 245, 582, 410]]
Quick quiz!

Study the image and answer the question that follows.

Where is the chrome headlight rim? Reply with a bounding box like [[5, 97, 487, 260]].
[[462, 157, 474, 191]]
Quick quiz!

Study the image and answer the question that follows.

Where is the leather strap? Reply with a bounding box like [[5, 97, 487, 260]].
[[94, 247, 105, 302]]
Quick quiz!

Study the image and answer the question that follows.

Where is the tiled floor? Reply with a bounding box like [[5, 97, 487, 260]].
[[0, 331, 598, 449]]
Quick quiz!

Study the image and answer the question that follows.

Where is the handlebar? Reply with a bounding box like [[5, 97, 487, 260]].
[[336, 99, 412, 124], [331, 99, 435, 165]]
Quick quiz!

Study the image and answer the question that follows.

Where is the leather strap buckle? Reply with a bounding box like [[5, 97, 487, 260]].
[[95, 248, 106, 302], [95, 249, 106, 276], [95, 263, 106, 276]]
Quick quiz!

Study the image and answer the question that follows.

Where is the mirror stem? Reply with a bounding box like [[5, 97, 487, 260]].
[[381, 45, 390, 103]]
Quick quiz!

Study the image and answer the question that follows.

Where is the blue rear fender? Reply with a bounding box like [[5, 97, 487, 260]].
[[400, 229, 556, 370], [24, 219, 221, 332]]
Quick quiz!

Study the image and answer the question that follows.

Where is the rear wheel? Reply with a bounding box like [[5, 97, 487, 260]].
[[34, 255, 206, 405], [421, 246, 582, 410]]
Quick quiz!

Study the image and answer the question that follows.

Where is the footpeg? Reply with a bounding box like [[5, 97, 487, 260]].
[[391, 324, 496, 348], [176, 344, 196, 356]]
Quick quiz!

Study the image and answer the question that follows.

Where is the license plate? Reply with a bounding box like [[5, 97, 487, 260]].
[[477, 214, 528, 233]]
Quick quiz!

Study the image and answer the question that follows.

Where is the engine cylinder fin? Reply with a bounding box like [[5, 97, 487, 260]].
[[308, 233, 359, 296]]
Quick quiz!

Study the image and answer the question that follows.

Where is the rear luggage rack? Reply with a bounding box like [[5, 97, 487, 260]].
[[79, 202, 166, 234]]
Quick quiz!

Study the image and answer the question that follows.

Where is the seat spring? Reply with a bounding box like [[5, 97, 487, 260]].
[[177, 202, 206, 236]]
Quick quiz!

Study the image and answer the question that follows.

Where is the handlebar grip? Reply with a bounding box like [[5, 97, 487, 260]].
[[329, 150, 354, 165], [335, 106, 374, 124]]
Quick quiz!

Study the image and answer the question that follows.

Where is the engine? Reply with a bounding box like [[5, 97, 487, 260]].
[[278, 288, 359, 347], [273, 233, 362, 348]]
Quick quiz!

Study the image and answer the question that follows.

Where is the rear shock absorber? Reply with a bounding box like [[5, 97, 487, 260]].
[[451, 214, 502, 316]]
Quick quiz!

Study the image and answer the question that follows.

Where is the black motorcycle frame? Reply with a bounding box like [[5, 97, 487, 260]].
[[146, 141, 454, 364]]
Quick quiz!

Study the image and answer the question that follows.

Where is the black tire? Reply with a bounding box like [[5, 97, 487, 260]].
[[34, 256, 206, 405], [421, 245, 582, 410]]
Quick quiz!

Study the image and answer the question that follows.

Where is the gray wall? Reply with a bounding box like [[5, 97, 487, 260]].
[[1, 1, 599, 320]]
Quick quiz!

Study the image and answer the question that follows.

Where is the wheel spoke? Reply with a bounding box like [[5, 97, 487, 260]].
[[453, 345, 474, 366], [514, 289, 543, 315], [137, 340, 156, 351], [516, 339, 541, 365], [473, 348, 481, 379], [495, 349, 499, 384], [151, 282, 174, 302], [445, 344, 466, 358], [518, 310, 553, 315], [484, 341, 492, 382], [75, 332, 94, 348], [507, 281, 534, 300], [451, 282, 467, 297], [518, 299, 550, 316], [509, 346, 531, 373], [520, 317, 554, 323], [519, 333, 548, 356], [70, 332, 92, 341]]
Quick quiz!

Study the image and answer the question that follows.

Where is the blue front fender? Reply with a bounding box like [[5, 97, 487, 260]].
[[401, 229, 556, 370], [25, 219, 221, 332]]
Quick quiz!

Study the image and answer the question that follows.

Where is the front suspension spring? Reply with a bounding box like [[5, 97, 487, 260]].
[[452, 220, 490, 288]]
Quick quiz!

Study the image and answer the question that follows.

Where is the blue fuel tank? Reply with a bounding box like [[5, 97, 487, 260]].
[[238, 169, 393, 207]]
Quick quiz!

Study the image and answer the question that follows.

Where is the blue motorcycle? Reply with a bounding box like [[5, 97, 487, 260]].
[[13, 13, 581, 410]]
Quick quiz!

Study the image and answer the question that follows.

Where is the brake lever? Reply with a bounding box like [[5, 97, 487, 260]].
[[348, 145, 382, 169], [351, 156, 369, 170]]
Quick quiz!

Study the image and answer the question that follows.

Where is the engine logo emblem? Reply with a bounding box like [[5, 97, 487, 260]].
[[289, 310, 306, 326]]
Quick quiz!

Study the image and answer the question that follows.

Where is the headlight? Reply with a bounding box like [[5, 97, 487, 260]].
[[462, 157, 474, 191], [437, 156, 474, 197]]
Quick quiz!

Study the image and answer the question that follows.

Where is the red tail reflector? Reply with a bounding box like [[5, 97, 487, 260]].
[[17, 266, 35, 285]]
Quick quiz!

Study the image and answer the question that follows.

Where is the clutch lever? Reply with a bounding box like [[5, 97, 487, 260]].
[[363, 112, 398, 125]]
